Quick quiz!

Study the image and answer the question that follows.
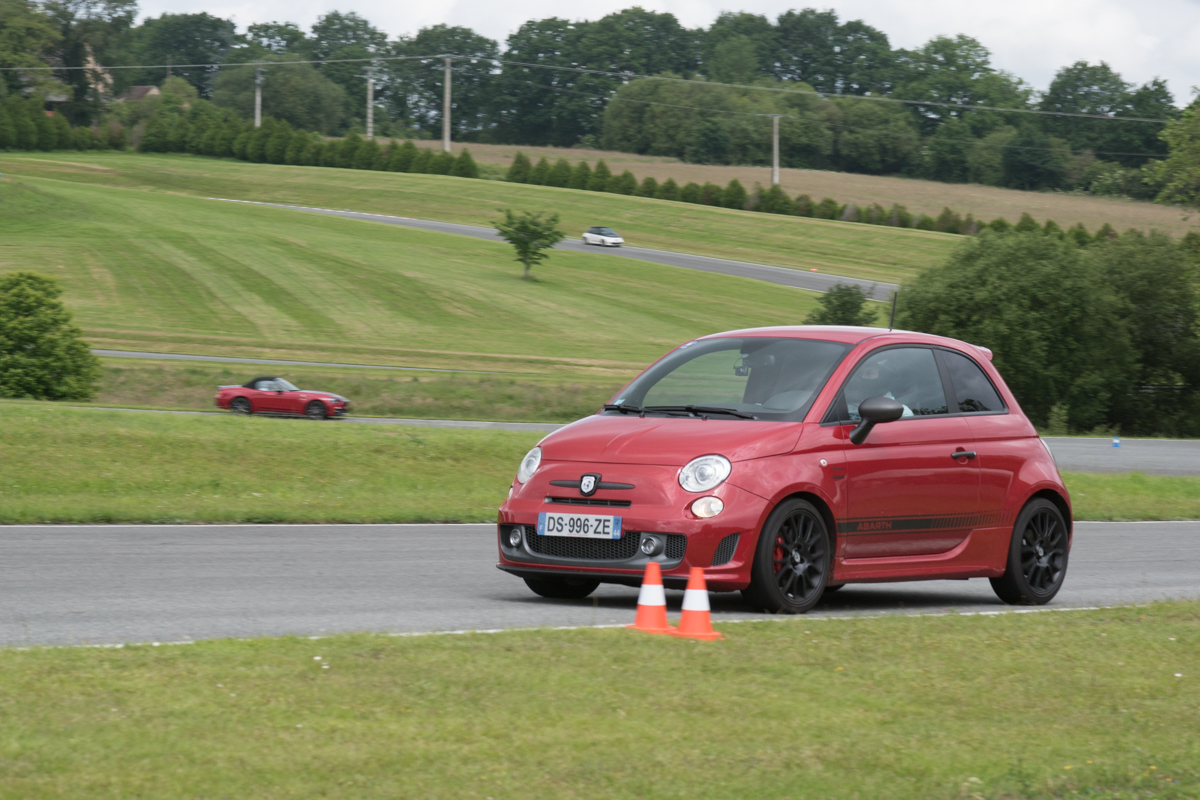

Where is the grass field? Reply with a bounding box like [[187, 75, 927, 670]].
[[0, 173, 831, 369], [2, 600, 1196, 798], [95, 357, 629, 422], [2, 403, 1196, 523], [458, 141, 1200, 238], [0, 152, 958, 284]]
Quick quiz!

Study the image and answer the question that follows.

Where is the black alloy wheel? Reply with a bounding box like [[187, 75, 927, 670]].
[[743, 498, 831, 614], [524, 576, 601, 600], [991, 498, 1070, 605], [230, 397, 252, 415], [305, 400, 328, 420]]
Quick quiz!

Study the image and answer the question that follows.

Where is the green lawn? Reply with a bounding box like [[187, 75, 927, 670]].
[[0, 173, 830, 370], [2, 601, 1196, 799], [0, 151, 959, 284], [2, 403, 1197, 524]]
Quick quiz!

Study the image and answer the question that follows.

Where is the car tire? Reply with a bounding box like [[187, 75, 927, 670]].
[[305, 400, 328, 420], [990, 498, 1070, 605], [741, 498, 832, 614], [230, 397, 252, 415], [523, 576, 601, 600]]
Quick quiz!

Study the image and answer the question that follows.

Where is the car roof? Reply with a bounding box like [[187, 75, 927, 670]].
[[244, 376, 281, 388], [696, 325, 993, 359]]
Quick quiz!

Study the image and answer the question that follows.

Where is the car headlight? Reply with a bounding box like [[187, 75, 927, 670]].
[[516, 446, 542, 484], [678, 455, 731, 493]]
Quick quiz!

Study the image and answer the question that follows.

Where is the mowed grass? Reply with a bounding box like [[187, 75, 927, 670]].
[[0, 152, 958, 284], [0, 403, 539, 523], [94, 358, 628, 422], [2, 403, 1196, 523], [2, 601, 1197, 799], [0, 174, 828, 369]]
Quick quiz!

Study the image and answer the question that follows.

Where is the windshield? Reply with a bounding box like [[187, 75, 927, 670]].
[[275, 378, 300, 392], [598, 228, 618, 236], [608, 337, 850, 421]]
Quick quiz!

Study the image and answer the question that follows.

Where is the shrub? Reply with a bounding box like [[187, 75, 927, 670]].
[[720, 179, 747, 210], [804, 284, 878, 326], [934, 207, 963, 234], [1013, 212, 1040, 233], [608, 170, 637, 195], [1066, 223, 1092, 247], [635, 176, 658, 198], [0, 272, 101, 401], [988, 218, 1011, 233], [913, 214, 936, 231], [680, 182, 703, 204], [813, 197, 839, 219], [388, 140, 418, 172], [451, 149, 480, 178], [757, 184, 794, 215], [887, 204, 913, 228], [568, 161, 591, 190], [528, 157, 551, 185], [429, 151, 455, 175], [701, 182, 723, 206], [587, 159, 611, 191], [408, 148, 432, 173], [506, 152, 531, 183], [656, 178, 681, 201], [284, 131, 310, 165], [839, 203, 860, 222], [794, 194, 815, 217], [545, 158, 572, 187]]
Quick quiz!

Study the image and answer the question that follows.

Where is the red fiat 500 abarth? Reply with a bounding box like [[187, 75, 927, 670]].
[[497, 326, 1071, 614]]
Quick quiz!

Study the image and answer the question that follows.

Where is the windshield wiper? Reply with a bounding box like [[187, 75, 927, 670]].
[[602, 403, 644, 414], [643, 405, 758, 420]]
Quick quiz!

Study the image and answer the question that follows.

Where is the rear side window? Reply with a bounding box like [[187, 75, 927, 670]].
[[841, 347, 949, 421], [942, 350, 1005, 413]]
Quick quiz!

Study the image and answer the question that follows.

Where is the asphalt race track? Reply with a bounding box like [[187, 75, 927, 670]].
[[2, 521, 1196, 647], [210, 198, 899, 300]]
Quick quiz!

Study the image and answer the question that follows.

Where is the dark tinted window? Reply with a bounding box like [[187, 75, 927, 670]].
[[942, 351, 1005, 413], [842, 347, 948, 420]]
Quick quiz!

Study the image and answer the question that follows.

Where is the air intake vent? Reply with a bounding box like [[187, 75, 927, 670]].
[[711, 534, 740, 566], [544, 497, 633, 508], [523, 526, 687, 562]]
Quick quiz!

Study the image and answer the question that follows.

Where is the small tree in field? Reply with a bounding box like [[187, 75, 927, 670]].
[[495, 209, 566, 280], [0, 272, 100, 400], [804, 283, 878, 327]]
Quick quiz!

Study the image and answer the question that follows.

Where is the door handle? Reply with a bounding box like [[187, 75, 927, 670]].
[[951, 451, 977, 460]]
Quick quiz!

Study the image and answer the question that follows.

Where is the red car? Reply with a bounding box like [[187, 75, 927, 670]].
[[497, 326, 1071, 613], [214, 377, 350, 420]]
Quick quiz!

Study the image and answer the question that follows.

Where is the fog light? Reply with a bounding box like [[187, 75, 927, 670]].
[[639, 535, 664, 556], [506, 527, 523, 548], [691, 496, 725, 518]]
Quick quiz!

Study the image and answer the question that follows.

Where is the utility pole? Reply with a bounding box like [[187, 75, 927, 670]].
[[769, 114, 781, 186], [365, 66, 375, 140], [442, 56, 452, 153], [254, 66, 264, 128]]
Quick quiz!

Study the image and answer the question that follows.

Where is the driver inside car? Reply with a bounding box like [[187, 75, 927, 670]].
[[844, 362, 914, 420]]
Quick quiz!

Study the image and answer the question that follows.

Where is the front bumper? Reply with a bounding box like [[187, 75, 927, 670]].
[[497, 462, 768, 591]]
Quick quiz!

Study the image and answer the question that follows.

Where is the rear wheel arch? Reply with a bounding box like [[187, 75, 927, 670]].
[[1030, 488, 1072, 537]]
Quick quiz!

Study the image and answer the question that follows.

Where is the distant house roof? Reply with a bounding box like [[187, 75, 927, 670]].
[[116, 85, 161, 102]]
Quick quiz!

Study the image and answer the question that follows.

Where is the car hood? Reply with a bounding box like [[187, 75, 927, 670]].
[[539, 414, 804, 466]]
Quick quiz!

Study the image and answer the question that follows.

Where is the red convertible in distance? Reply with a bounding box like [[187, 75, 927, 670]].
[[214, 377, 350, 420], [498, 325, 1072, 614]]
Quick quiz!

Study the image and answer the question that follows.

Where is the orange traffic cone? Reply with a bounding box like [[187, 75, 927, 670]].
[[627, 562, 674, 634], [670, 567, 723, 640]]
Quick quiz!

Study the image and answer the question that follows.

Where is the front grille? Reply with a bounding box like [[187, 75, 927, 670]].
[[522, 526, 687, 562], [711, 534, 741, 566], [544, 497, 632, 508]]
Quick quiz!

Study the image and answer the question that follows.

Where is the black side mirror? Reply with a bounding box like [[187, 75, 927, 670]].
[[849, 396, 905, 445]]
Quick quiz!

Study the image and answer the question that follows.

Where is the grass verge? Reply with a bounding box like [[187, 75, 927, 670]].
[[2, 404, 1197, 523], [0, 152, 958, 284], [2, 601, 1197, 798], [95, 358, 628, 423]]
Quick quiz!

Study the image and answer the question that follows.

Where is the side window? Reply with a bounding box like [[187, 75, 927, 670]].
[[841, 348, 948, 421], [256, 380, 278, 391], [942, 350, 1005, 413]]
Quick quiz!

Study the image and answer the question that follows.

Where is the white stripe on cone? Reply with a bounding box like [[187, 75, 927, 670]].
[[636, 581, 667, 607], [681, 588, 710, 612]]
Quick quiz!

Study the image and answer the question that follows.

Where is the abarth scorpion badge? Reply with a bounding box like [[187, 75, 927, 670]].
[[579, 474, 600, 497]]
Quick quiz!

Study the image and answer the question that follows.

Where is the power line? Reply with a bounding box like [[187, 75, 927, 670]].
[[3, 51, 1175, 125]]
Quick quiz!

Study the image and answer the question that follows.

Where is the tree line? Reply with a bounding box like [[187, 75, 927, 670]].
[[3, 2, 1195, 201]]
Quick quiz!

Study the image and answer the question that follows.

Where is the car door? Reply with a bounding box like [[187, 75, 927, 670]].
[[832, 346, 981, 558], [254, 379, 287, 412]]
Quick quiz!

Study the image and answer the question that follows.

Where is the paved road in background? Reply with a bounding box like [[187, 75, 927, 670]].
[[1043, 437, 1200, 476], [212, 198, 899, 300], [93, 349, 534, 376], [2, 521, 1195, 647]]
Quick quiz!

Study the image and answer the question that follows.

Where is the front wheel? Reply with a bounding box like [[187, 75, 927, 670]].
[[305, 400, 328, 420], [741, 498, 832, 614], [524, 576, 600, 600], [990, 498, 1070, 605]]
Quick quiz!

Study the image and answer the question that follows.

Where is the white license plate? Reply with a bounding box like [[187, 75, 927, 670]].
[[537, 512, 623, 539]]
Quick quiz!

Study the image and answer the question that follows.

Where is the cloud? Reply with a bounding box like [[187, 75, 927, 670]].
[[139, 0, 1200, 101]]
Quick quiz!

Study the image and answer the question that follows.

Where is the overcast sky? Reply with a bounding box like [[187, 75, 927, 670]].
[[141, 0, 1200, 103]]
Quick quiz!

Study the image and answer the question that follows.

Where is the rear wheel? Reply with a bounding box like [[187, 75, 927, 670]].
[[305, 400, 328, 420], [742, 498, 831, 614], [230, 397, 251, 415], [524, 576, 600, 600], [990, 498, 1070, 605]]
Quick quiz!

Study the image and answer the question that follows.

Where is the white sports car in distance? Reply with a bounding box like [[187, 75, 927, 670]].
[[582, 226, 624, 247]]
